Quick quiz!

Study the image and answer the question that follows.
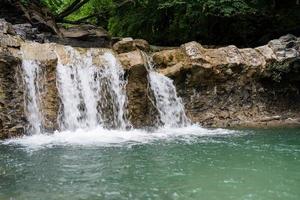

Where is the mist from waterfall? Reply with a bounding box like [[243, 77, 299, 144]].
[[143, 52, 190, 128], [56, 47, 130, 131], [22, 60, 43, 135]]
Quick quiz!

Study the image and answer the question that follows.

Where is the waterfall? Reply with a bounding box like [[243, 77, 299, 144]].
[[22, 60, 43, 134], [100, 52, 129, 129], [56, 47, 129, 130], [20, 44, 190, 136], [143, 53, 190, 128]]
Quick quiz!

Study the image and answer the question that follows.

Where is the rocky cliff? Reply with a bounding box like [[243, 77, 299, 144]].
[[1, 19, 300, 139], [152, 36, 300, 128]]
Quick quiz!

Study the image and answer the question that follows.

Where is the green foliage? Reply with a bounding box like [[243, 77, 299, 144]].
[[39, 0, 300, 46], [106, 0, 269, 45]]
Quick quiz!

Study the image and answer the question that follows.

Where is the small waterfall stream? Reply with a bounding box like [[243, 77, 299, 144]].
[[143, 52, 190, 128], [56, 47, 130, 130], [22, 60, 43, 134], [56, 47, 99, 130]]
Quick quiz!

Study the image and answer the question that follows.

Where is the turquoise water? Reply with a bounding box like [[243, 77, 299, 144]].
[[0, 128, 300, 200]]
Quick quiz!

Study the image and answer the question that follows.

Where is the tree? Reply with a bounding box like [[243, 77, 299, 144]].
[[10, 0, 300, 46], [13, 0, 132, 37]]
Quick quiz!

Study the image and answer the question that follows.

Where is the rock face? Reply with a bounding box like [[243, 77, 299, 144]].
[[151, 34, 300, 127], [118, 50, 157, 128], [0, 19, 26, 139], [0, 18, 300, 139], [0, 47, 26, 139]]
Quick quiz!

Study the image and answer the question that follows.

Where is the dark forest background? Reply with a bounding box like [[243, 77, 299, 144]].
[[2, 0, 300, 47]]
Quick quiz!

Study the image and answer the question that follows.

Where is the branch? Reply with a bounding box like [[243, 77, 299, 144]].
[[56, 0, 90, 20]]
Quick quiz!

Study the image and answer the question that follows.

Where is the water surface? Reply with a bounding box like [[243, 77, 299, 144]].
[[0, 128, 299, 200]]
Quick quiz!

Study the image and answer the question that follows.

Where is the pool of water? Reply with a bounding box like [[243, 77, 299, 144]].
[[0, 127, 300, 200]]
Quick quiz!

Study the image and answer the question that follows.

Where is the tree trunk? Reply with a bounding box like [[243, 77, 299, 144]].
[[56, 0, 90, 20]]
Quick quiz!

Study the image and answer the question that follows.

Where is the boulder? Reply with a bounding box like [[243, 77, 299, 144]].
[[117, 50, 157, 128], [47, 24, 110, 48], [0, 33, 22, 48], [60, 24, 109, 38], [0, 18, 16, 35], [118, 50, 144, 69], [152, 49, 187, 69], [260, 34, 300, 82], [113, 38, 150, 54], [268, 34, 300, 61]]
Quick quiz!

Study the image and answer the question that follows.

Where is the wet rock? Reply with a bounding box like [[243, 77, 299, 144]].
[[0, 47, 26, 139], [114, 49, 157, 128], [38, 59, 60, 132]]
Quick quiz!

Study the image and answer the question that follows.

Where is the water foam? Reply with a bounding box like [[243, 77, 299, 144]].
[[2, 125, 236, 149]]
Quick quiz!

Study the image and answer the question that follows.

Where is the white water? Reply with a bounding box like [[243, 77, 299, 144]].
[[3, 125, 236, 149], [144, 53, 190, 128], [22, 60, 43, 135], [10, 48, 237, 149], [56, 47, 129, 130], [99, 52, 130, 129]]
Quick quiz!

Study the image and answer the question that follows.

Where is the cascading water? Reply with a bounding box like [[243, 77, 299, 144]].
[[56, 47, 129, 130], [22, 59, 43, 134], [100, 52, 129, 129], [7, 45, 230, 149], [20, 44, 192, 142], [56, 47, 100, 130], [143, 52, 190, 128]]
